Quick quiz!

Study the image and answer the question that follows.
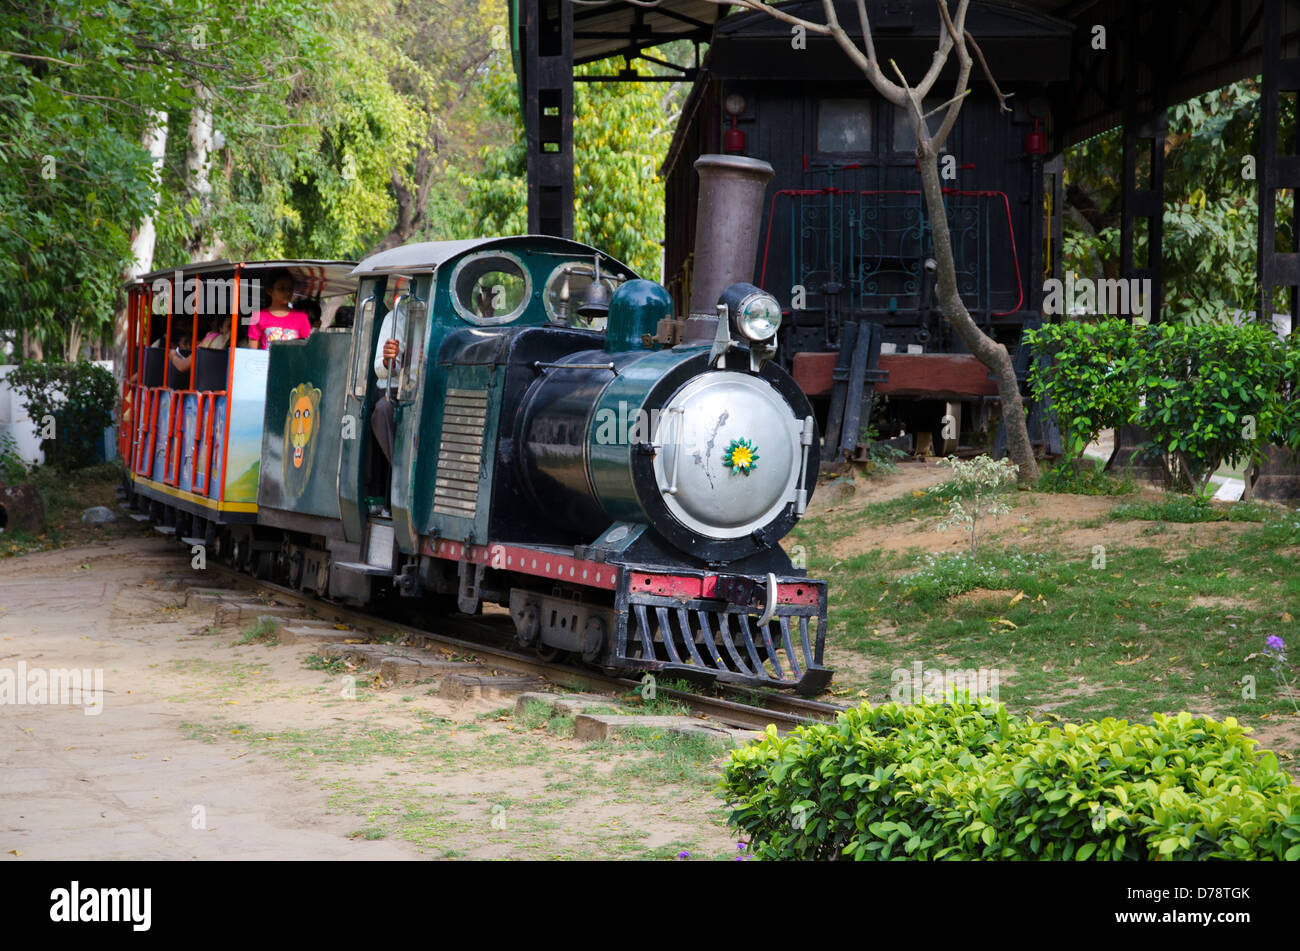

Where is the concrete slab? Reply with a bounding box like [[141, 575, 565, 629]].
[[213, 600, 308, 626], [440, 673, 544, 702], [573, 713, 749, 743], [513, 692, 620, 719]]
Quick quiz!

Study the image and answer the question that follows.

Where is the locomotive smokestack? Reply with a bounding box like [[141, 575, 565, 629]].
[[683, 154, 775, 343]]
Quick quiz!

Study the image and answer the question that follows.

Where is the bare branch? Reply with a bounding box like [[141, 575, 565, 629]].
[[854, 0, 877, 65], [929, 0, 974, 148], [965, 29, 1013, 113], [937, 0, 961, 46], [0, 50, 84, 68], [821, 0, 905, 105], [922, 89, 971, 120], [724, 0, 833, 35]]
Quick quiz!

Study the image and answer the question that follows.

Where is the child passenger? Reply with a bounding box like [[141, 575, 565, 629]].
[[248, 270, 312, 349]]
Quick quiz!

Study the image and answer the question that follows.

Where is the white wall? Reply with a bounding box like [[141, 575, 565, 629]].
[[0, 361, 115, 466]]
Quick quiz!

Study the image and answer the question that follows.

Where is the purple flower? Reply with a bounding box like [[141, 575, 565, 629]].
[[736, 842, 747, 851], [1267, 635, 1286, 653], [677, 850, 690, 859]]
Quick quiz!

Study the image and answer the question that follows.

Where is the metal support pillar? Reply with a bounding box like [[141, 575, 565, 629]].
[[1110, 2, 1169, 479], [1258, 0, 1300, 330], [523, 0, 574, 238], [821, 320, 886, 465], [1252, 0, 1300, 499]]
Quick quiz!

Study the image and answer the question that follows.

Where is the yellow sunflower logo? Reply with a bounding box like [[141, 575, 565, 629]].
[[723, 438, 759, 475]]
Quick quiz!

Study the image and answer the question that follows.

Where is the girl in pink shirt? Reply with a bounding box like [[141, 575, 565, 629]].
[[248, 271, 312, 348]]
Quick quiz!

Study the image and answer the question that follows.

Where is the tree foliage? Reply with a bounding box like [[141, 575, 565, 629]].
[[6, 359, 117, 468], [0, 0, 507, 358], [1064, 80, 1291, 325]]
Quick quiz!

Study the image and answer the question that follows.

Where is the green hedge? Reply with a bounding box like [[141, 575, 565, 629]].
[[1027, 319, 1287, 493], [720, 700, 1300, 860], [5, 360, 116, 470]]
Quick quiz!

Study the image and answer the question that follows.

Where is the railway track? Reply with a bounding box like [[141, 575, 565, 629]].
[[201, 561, 847, 734]]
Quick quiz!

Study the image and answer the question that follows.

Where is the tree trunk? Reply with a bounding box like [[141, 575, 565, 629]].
[[114, 112, 169, 387], [67, 320, 82, 362], [22, 329, 43, 362], [369, 139, 436, 254], [185, 86, 224, 261], [917, 153, 1040, 484]]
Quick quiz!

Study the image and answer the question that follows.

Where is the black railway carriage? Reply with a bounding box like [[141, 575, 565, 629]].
[[660, 0, 1072, 459]]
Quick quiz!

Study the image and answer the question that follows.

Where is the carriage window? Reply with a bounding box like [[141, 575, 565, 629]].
[[350, 296, 376, 398], [894, 99, 957, 153], [398, 297, 428, 401], [817, 99, 873, 153], [451, 251, 531, 325]]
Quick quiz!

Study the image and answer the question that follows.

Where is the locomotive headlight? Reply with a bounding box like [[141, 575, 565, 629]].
[[719, 282, 782, 342]]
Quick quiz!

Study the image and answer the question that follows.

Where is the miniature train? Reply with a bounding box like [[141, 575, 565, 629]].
[[661, 0, 1068, 461], [119, 172, 831, 693]]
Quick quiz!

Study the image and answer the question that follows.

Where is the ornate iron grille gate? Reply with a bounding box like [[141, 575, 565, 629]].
[[761, 188, 1024, 320]]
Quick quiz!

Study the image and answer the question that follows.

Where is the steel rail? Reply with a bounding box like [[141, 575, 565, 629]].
[[204, 562, 847, 733]]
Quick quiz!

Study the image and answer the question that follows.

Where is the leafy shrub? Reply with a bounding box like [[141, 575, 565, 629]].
[[1026, 320, 1144, 462], [1029, 319, 1290, 494], [6, 360, 116, 470], [0, 431, 27, 484], [1133, 321, 1286, 494], [1036, 457, 1135, 496], [897, 550, 1045, 604], [1108, 496, 1272, 524], [859, 426, 906, 474], [1271, 340, 1300, 455], [720, 700, 1300, 860]]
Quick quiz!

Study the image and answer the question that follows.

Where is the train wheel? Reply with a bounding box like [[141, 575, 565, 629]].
[[215, 528, 233, 565], [535, 644, 566, 663], [254, 549, 275, 581], [581, 617, 607, 665], [231, 531, 253, 572]]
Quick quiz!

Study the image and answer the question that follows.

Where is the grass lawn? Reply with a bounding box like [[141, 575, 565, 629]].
[[790, 461, 1300, 762]]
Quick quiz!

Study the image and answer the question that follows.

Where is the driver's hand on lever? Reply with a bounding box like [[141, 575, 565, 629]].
[[383, 338, 400, 368]]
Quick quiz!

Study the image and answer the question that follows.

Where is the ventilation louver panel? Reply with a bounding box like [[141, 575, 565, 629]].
[[433, 388, 489, 519]]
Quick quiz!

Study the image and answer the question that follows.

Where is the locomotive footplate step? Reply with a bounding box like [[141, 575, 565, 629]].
[[333, 561, 394, 576]]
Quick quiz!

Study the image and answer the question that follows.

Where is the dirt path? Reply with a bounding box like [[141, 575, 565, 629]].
[[1, 536, 739, 861], [0, 538, 420, 859]]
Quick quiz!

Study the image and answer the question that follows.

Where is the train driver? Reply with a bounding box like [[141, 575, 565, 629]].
[[369, 295, 407, 466]]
